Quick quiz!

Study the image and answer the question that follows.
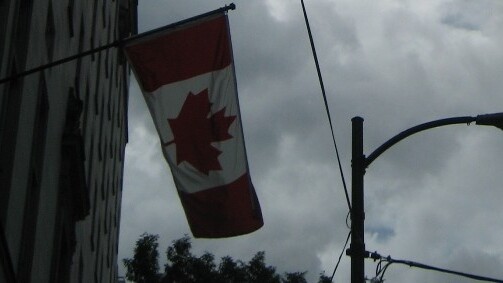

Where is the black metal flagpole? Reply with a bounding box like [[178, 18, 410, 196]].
[[0, 41, 120, 85], [123, 3, 235, 45], [0, 3, 236, 85]]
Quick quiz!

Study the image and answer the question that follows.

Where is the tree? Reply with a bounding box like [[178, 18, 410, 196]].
[[218, 256, 248, 282], [124, 234, 331, 283], [163, 235, 220, 283], [123, 233, 160, 283], [245, 251, 281, 283], [317, 272, 333, 283], [283, 272, 308, 283]]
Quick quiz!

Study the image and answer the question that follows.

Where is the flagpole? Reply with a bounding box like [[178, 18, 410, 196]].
[[0, 41, 119, 85], [0, 3, 236, 85], [122, 3, 236, 46]]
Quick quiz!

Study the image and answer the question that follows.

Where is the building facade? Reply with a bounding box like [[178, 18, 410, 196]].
[[0, 0, 137, 282]]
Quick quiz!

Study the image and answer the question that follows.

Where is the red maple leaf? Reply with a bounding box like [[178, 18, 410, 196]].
[[163, 89, 236, 175]]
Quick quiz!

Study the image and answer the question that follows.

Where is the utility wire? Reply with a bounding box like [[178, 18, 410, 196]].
[[330, 231, 351, 282], [369, 251, 503, 283], [300, 0, 351, 212], [301, 1, 352, 281]]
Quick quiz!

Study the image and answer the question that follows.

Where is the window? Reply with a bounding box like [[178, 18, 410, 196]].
[[94, 52, 102, 116], [98, 102, 105, 161], [45, 1, 56, 61], [0, 0, 12, 68], [100, 169, 105, 200], [0, 62, 22, 224], [90, 178, 98, 251], [93, 224, 102, 282], [114, 53, 120, 88], [102, 0, 107, 28], [104, 49, 109, 79], [114, 200, 118, 227], [109, 137, 113, 159], [111, 167, 116, 196], [67, 0, 75, 37], [116, 83, 122, 128], [107, 89, 111, 121], [82, 79, 91, 138], [99, 254, 104, 282], [73, 78, 80, 100], [17, 74, 49, 281], [107, 12, 113, 42], [78, 251, 84, 283], [74, 21, 85, 101], [53, 226, 72, 283], [14, 0, 34, 67], [86, 132, 94, 186], [91, 0, 98, 61]]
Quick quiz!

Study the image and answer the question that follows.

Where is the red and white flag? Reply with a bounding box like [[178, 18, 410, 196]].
[[124, 13, 263, 238]]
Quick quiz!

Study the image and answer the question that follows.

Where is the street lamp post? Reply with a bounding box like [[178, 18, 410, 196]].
[[347, 113, 503, 283], [349, 117, 366, 283]]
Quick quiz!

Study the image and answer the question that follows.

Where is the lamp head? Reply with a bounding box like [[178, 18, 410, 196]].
[[475, 113, 503, 130]]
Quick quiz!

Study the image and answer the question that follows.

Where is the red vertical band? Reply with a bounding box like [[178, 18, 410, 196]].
[[178, 174, 263, 238], [125, 15, 231, 92]]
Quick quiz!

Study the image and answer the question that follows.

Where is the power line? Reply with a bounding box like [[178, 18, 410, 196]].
[[330, 231, 351, 282], [300, 0, 351, 211], [369, 251, 503, 283], [300, 2, 353, 281]]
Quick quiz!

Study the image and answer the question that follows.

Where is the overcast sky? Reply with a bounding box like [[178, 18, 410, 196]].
[[118, 1, 503, 282]]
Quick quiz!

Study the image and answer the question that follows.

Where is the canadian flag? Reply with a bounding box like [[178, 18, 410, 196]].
[[124, 13, 263, 238]]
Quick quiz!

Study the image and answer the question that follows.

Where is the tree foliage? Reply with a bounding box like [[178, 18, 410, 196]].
[[124, 234, 330, 283], [123, 233, 160, 283], [317, 272, 333, 283]]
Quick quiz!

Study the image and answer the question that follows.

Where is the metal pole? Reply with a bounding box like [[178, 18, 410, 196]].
[[346, 113, 503, 282], [350, 116, 366, 283], [122, 3, 235, 45]]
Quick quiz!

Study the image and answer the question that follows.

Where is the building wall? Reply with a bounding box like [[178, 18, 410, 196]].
[[0, 1, 137, 282]]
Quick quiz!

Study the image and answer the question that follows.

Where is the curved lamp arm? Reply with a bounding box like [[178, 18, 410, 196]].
[[349, 112, 503, 283], [365, 113, 503, 168]]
